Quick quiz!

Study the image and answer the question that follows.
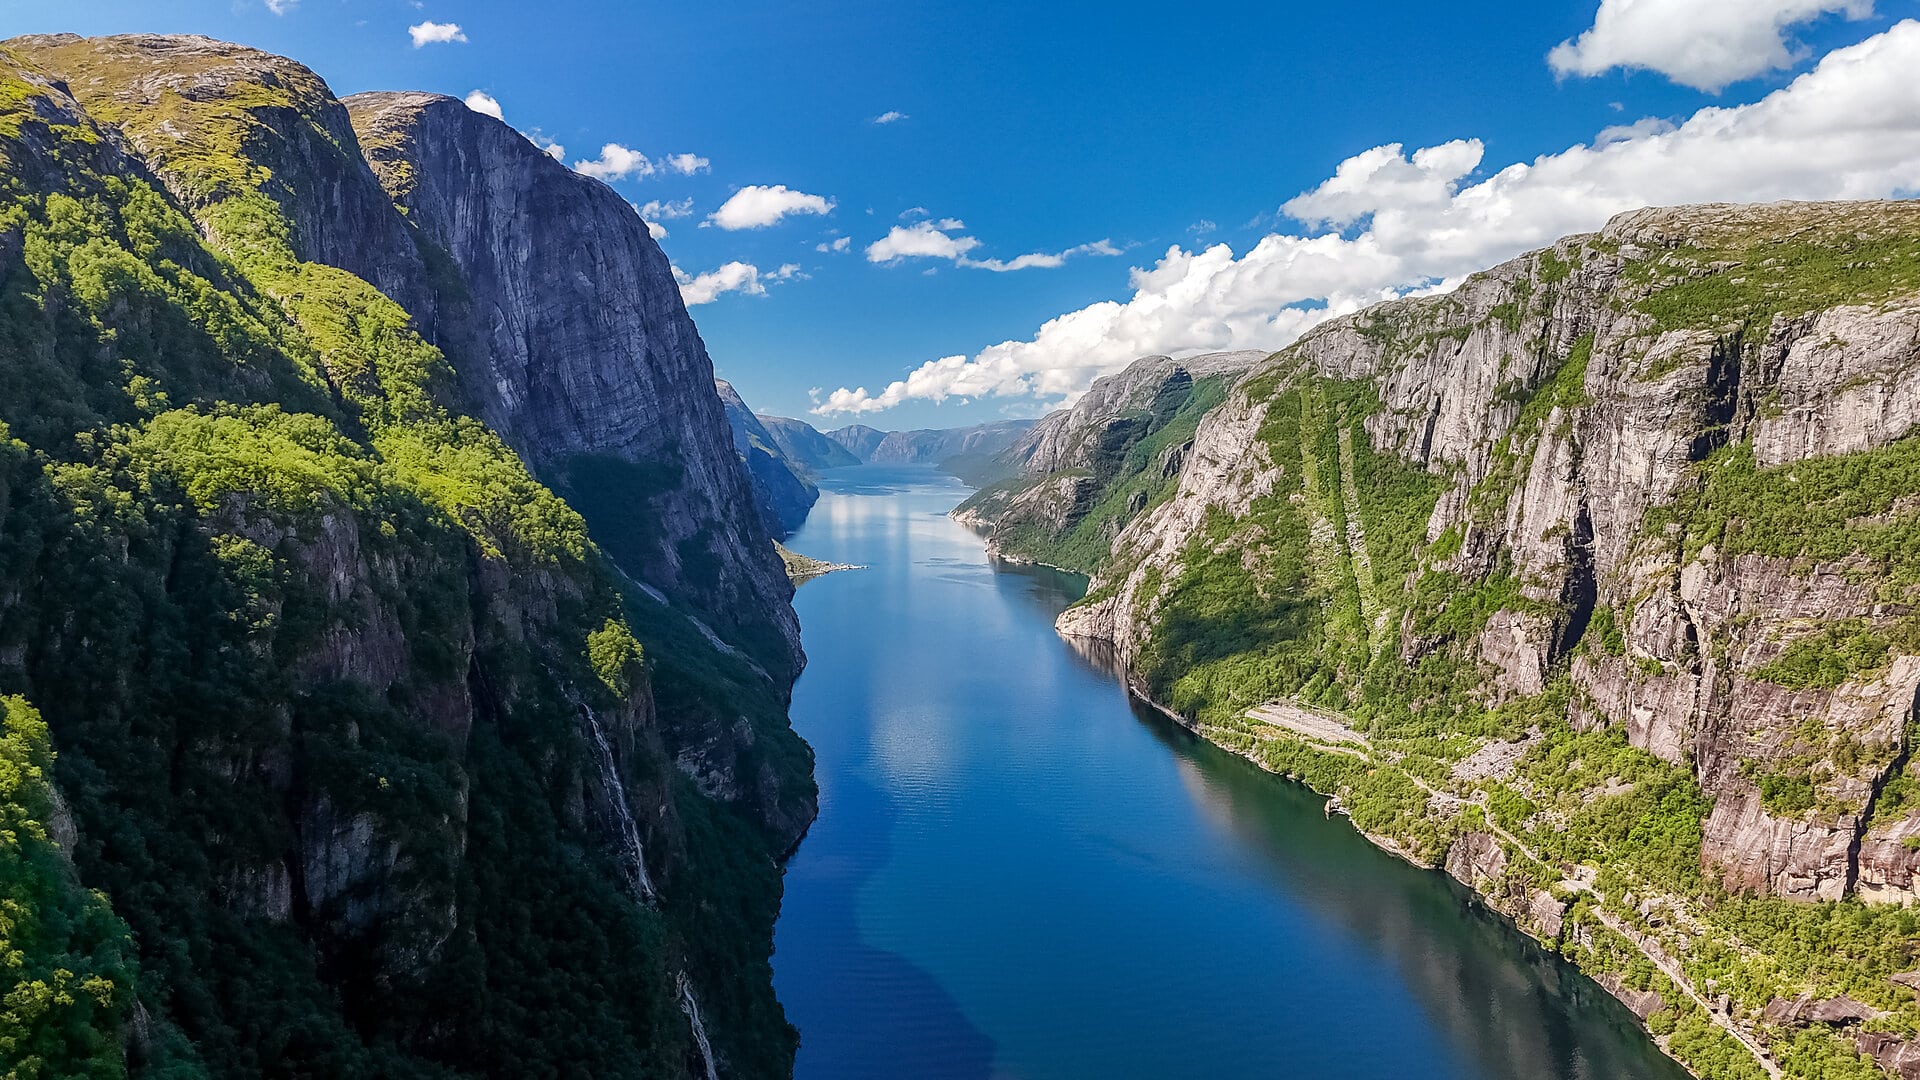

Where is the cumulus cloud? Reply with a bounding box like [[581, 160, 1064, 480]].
[[817, 236, 853, 253], [706, 185, 836, 230], [675, 261, 803, 306], [645, 221, 669, 240], [663, 152, 711, 175], [530, 134, 565, 162], [1550, 0, 1873, 91], [408, 21, 467, 47], [864, 218, 1121, 272], [813, 21, 1920, 415], [873, 110, 909, 124], [463, 90, 503, 120], [638, 198, 695, 220], [574, 143, 654, 181]]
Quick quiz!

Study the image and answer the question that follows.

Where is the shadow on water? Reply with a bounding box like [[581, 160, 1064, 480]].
[[773, 767, 995, 1080]]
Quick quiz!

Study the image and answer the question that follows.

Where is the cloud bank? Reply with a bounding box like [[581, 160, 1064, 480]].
[[813, 20, 1920, 415]]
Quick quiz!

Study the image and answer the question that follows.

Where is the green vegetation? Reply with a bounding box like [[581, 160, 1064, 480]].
[[0, 45, 805, 1079], [968, 372, 1234, 574], [1049, 222, 1920, 1079], [0, 695, 135, 1079], [1632, 217, 1920, 333]]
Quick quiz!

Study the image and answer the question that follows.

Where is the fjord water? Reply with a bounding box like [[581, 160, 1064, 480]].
[[772, 466, 1687, 1080]]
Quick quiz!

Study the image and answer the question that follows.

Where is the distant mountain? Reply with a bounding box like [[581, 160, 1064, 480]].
[[759, 414, 861, 472], [825, 423, 889, 460], [716, 380, 819, 535], [824, 419, 1039, 483]]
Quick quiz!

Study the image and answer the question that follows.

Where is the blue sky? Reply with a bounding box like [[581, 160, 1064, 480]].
[[11, 1, 1920, 429]]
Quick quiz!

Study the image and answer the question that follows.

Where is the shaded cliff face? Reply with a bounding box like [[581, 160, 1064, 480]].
[[1048, 199, 1920, 1080], [343, 90, 801, 680], [2, 34, 809, 1079], [715, 379, 818, 536]]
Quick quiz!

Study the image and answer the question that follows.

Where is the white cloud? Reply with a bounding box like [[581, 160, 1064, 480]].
[[873, 110, 909, 124], [813, 21, 1920, 415], [1550, 0, 1873, 91], [530, 134, 565, 162], [463, 90, 503, 120], [574, 143, 654, 181], [663, 152, 710, 175], [646, 220, 669, 240], [265, 0, 297, 14], [864, 218, 1121, 272], [706, 185, 835, 230], [408, 21, 467, 47], [675, 261, 805, 306], [817, 236, 853, 253], [1189, 219, 1218, 235], [638, 198, 695, 220]]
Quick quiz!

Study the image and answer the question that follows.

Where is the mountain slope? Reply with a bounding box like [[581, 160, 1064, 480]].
[[0, 33, 811, 1079], [1052, 200, 1920, 1080], [757, 414, 859, 473], [954, 350, 1267, 570], [715, 379, 818, 536]]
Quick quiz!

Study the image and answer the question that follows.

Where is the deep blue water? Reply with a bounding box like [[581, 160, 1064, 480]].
[[770, 465, 1687, 1080]]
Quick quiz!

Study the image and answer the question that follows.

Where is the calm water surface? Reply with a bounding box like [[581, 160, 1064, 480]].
[[771, 465, 1686, 1080]]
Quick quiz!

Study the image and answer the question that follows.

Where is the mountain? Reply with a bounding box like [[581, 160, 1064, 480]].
[[953, 350, 1268, 569], [825, 423, 888, 461], [982, 200, 1920, 1080], [715, 380, 818, 536], [757, 413, 860, 472], [826, 419, 1039, 483], [0, 33, 812, 1079]]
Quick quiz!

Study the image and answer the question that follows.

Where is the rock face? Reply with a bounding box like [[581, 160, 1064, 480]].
[[2, 34, 812, 1078], [343, 90, 801, 678], [714, 379, 819, 536], [1059, 200, 1920, 907], [758, 413, 860, 472], [953, 350, 1265, 569]]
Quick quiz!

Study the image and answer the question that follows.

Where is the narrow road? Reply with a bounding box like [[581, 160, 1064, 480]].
[[1245, 696, 1782, 1080]]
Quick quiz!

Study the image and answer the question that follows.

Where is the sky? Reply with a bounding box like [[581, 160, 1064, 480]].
[[8, 0, 1920, 430]]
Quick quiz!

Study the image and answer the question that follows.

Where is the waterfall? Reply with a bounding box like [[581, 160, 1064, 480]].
[[677, 971, 721, 1080], [577, 702, 656, 901]]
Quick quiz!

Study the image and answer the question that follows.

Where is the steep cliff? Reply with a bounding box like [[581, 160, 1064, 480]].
[[342, 89, 801, 681], [0, 33, 811, 1079], [954, 350, 1265, 570], [1049, 200, 1920, 1080], [714, 379, 818, 536]]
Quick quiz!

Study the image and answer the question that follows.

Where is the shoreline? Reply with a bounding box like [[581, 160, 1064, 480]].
[[1099, 668, 1758, 1080]]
